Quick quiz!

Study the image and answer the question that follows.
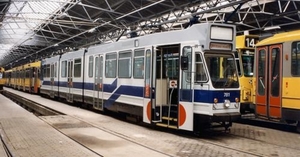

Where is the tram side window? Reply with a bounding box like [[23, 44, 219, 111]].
[[25, 69, 29, 78], [195, 53, 207, 82], [118, 51, 132, 78], [61, 61, 67, 78], [183, 47, 192, 82], [22, 70, 25, 78], [291, 42, 300, 76], [54, 63, 57, 78], [74, 58, 81, 77], [46, 64, 50, 78], [88, 56, 93, 77], [19, 70, 22, 78], [42, 65, 46, 78], [105, 53, 117, 78], [50, 64, 54, 78], [181, 46, 192, 101], [133, 49, 144, 78], [257, 49, 266, 95], [271, 48, 280, 97]]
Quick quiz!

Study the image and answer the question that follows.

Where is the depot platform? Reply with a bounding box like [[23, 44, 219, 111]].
[[0, 94, 99, 157], [0, 90, 170, 157]]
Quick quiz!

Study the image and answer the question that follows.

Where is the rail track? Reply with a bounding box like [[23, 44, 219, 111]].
[[2, 88, 300, 157]]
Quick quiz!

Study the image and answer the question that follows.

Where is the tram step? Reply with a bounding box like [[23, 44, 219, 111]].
[[161, 116, 178, 126], [162, 116, 177, 122], [156, 123, 177, 129]]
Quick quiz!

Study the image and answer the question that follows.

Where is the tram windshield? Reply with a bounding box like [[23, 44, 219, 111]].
[[241, 54, 254, 77], [205, 53, 239, 88]]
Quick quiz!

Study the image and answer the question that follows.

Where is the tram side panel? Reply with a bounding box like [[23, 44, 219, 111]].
[[281, 41, 300, 123]]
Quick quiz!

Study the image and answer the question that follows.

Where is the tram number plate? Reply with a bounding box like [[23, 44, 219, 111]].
[[224, 92, 230, 97]]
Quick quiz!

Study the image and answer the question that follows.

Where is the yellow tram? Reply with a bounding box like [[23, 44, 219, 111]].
[[9, 61, 41, 93], [0, 67, 5, 90], [253, 30, 300, 131], [21, 61, 41, 93], [235, 35, 259, 113]]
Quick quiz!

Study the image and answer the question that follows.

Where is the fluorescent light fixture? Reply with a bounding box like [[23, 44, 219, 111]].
[[264, 26, 281, 31]]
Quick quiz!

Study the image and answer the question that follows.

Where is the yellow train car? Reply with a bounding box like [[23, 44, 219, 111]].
[[3, 69, 12, 87], [21, 61, 41, 93], [236, 35, 259, 113], [0, 67, 5, 90], [253, 30, 300, 132], [7, 61, 41, 93]]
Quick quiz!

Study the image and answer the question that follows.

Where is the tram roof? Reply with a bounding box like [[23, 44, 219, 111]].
[[0, 0, 300, 69], [256, 30, 300, 46]]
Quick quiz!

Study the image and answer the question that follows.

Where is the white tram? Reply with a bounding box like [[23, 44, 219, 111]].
[[41, 23, 240, 131]]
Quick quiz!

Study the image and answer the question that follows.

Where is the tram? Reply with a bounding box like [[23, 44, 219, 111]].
[[253, 30, 300, 131], [236, 35, 259, 113], [10, 23, 241, 132]]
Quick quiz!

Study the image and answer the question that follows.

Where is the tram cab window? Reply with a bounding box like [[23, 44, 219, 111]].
[[205, 53, 239, 88], [291, 42, 300, 76], [195, 53, 207, 82], [242, 52, 254, 77]]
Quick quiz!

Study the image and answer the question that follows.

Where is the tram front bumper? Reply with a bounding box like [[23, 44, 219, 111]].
[[212, 112, 241, 122]]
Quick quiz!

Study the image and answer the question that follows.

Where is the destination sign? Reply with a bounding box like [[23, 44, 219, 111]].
[[209, 42, 232, 51]]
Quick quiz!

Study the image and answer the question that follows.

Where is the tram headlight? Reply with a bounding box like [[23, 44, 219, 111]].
[[214, 98, 218, 103], [235, 97, 239, 103], [213, 98, 218, 110], [224, 99, 230, 108]]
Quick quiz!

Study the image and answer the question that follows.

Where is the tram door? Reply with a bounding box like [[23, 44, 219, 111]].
[[151, 45, 180, 127], [93, 55, 104, 110], [67, 60, 73, 102], [50, 65, 55, 97], [29, 68, 33, 93], [33, 67, 39, 93], [256, 44, 282, 119], [22, 70, 25, 91]]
